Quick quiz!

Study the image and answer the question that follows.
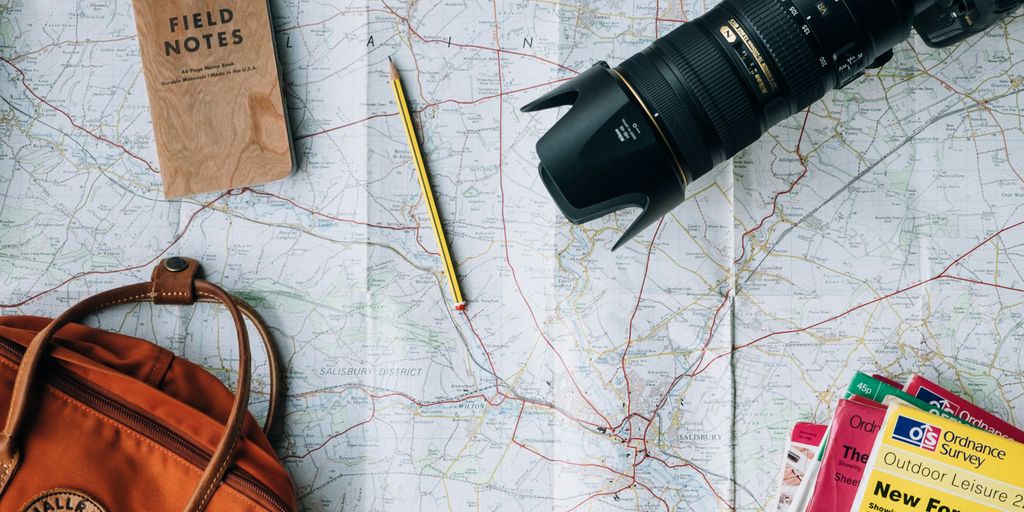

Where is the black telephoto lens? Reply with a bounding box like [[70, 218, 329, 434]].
[[523, 0, 943, 249]]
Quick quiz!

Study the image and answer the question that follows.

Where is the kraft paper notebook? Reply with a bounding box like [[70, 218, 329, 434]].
[[132, 0, 294, 197]]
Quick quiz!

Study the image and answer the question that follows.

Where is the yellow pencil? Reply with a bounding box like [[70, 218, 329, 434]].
[[389, 58, 467, 311]]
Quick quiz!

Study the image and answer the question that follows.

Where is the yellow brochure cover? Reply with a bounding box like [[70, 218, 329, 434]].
[[851, 403, 1024, 512]]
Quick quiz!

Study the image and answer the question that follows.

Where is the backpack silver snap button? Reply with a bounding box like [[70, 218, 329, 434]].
[[164, 257, 188, 272]]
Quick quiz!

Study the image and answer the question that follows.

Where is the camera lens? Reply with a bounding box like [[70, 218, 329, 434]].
[[524, 0, 932, 249]]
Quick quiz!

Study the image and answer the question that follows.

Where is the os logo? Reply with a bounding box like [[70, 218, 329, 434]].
[[892, 416, 942, 452], [915, 386, 959, 415]]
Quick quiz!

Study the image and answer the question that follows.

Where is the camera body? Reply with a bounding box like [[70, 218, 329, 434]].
[[524, 0, 1022, 249], [915, 0, 1023, 46]]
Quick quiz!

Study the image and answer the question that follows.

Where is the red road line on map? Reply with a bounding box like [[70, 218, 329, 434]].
[[724, 277, 939, 374], [281, 397, 377, 461], [292, 78, 570, 141], [568, 484, 634, 512], [246, 187, 441, 257], [1, 57, 159, 174], [402, 225, 439, 256], [381, 1, 579, 75], [299, 385, 614, 466], [280, 389, 504, 460], [0, 191, 232, 308], [691, 278, 938, 377], [908, 46, 1024, 186], [508, 401, 633, 481], [274, 8, 383, 33], [688, 288, 733, 376], [462, 310, 501, 388], [412, 225, 440, 256], [621, 218, 1024, 509], [294, 113, 398, 141], [642, 455, 734, 510], [689, 217, 1024, 377], [510, 401, 527, 439], [381, 384, 610, 431], [513, 439, 633, 479], [9, 36, 137, 61], [655, 0, 661, 38], [621, 219, 663, 435], [419, 78, 573, 110], [635, 480, 671, 512], [247, 186, 439, 254], [687, 464, 735, 510], [298, 384, 613, 439], [734, 109, 811, 265], [243, 187, 418, 231], [371, 390, 500, 407], [641, 453, 689, 470], [611, 411, 653, 434], [510, 402, 638, 493], [486, 3, 612, 430], [940, 219, 1024, 273], [943, 275, 1024, 294]]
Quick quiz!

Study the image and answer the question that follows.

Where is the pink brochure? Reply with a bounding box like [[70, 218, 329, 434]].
[[791, 422, 827, 446], [774, 423, 827, 511], [904, 374, 1024, 441], [805, 398, 885, 512]]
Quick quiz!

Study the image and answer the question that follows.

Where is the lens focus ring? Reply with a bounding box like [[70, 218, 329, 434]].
[[729, 0, 826, 111], [612, 0, 834, 182], [655, 24, 763, 159]]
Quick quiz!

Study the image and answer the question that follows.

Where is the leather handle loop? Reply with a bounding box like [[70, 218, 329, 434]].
[[0, 259, 271, 512], [0, 282, 157, 460], [155, 257, 280, 434], [184, 281, 251, 512], [198, 295, 282, 435]]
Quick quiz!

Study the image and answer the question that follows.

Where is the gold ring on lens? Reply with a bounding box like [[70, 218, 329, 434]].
[[609, 68, 690, 187]]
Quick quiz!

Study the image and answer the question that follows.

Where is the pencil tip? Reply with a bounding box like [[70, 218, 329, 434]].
[[388, 57, 399, 81]]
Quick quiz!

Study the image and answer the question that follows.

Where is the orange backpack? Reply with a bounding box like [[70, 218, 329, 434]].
[[0, 257, 296, 511]]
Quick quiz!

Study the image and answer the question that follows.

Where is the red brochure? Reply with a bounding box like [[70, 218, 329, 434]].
[[805, 398, 886, 512], [904, 374, 1024, 442]]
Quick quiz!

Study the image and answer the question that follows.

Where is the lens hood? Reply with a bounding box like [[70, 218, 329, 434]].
[[522, 63, 688, 250]]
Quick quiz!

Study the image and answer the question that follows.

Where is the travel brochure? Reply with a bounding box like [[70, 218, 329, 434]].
[[778, 373, 1024, 511]]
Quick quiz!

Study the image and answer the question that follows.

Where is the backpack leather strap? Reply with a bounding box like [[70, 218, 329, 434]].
[[153, 257, 281, 435], [198, 296, 282, 435], [0, 258, 270, 511], [152, 255, 201, 305], [150, 257, 282, 434]]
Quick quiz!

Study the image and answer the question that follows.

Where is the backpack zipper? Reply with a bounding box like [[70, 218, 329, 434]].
[[0, 336, 290, 512]]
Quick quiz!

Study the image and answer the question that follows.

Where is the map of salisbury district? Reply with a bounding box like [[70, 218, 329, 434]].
[[1, 0, 1022, 510]]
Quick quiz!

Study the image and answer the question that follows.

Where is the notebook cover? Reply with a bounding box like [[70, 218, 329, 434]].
[[131, 0, 294, 197]]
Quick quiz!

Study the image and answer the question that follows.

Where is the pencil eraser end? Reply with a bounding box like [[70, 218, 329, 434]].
[[455, 302, 467, 311]]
